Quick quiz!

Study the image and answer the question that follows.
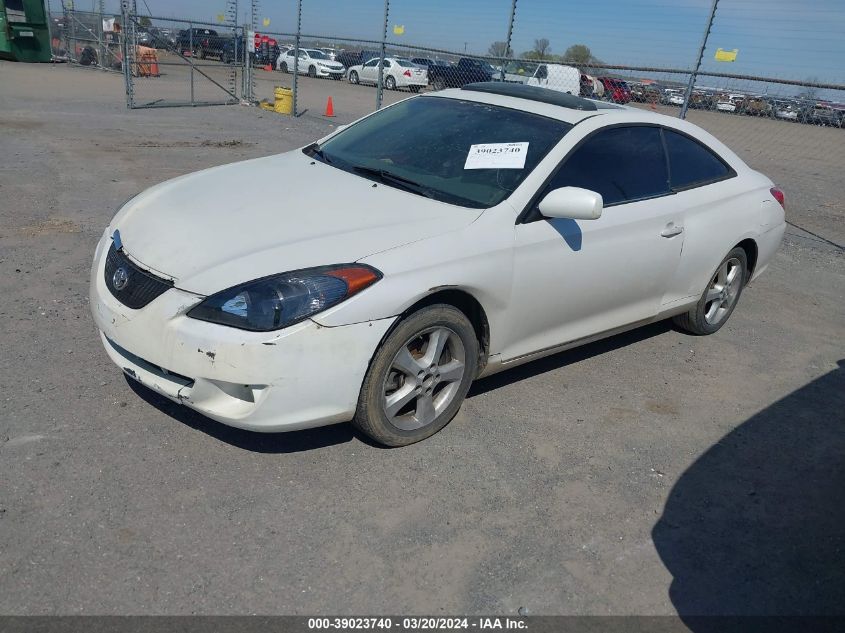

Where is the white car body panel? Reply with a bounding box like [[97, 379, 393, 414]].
[[277, 48, 345, 76], [91, 88, 785, 432], [110, 152, 480, 295], [348, 57, 428, 88], [526, 64, 580, 95]]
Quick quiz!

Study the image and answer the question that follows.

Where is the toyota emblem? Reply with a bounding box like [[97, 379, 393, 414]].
[[112, 266, 130, 291]]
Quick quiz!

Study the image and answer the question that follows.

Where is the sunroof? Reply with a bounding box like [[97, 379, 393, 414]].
[[461, 82, 598, 111]]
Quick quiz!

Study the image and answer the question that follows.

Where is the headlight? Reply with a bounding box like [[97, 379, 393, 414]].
[[188, 264, 381, 332]]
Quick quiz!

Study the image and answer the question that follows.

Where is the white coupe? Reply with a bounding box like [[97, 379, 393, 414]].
[[90, 83, 785, 446]]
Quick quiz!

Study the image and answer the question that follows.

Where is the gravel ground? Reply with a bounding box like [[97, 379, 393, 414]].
[[0, 61, 843, 617]]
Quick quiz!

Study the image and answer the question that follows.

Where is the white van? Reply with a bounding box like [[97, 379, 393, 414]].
[[526, 63, 580, 95]]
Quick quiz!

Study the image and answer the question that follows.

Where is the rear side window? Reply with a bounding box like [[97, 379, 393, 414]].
[[663, 129, 731, 190], [544, 126, 670, 206]]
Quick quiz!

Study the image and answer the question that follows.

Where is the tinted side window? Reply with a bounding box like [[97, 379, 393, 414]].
[[544, 126, 669, 206], [663, 129, 731, 189]]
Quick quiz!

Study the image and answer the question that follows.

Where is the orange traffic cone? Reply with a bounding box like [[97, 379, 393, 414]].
[[263, 64, 272, 71], [324, 96, 335, 117]]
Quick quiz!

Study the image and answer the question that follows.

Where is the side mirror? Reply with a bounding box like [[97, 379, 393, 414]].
[[538, 186, 603, 220]]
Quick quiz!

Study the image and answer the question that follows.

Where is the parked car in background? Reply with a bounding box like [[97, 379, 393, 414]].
[[336, 49, 380, 69], [771, 100, 800, 121], [277, 48, 345, 78], [525, 63, 580, 95], [668, 92, 686, 106], [221, 35, 253, 65], [175, 28, 228, 59], [347, 57, 428, 91], [410, 57, 436, 69], [320, 47, 339, 61], [716, 94, 745, 113], [688, 91, 717, 110], [428, 57, 494, 90], [741, 96, 772, 117], [91, 82, 785, 446], [597, 77, 632, 103], [495, 60, 539, 84], [802, 102, 844, 127]]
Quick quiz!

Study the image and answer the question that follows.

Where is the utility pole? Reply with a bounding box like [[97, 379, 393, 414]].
[[501, 0, 517, 81], [679, 0, 719, 119], [376, 0, 389, 110]]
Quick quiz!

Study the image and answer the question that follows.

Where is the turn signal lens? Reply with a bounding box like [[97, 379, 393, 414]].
[[326, 266, 381, 294]]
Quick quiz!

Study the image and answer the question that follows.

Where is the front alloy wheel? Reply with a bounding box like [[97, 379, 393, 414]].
[[353, 304, 478, 446]]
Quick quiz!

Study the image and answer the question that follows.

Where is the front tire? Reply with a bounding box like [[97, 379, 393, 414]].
[[280, 62, 288, 73], [353, 305, 478, 447], [673, 247, 748, 335], [308, 65, 317, 78], [349, 70, 359, 84]]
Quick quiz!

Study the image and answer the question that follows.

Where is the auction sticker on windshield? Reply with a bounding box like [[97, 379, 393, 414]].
[[464, 142, 529, 170]]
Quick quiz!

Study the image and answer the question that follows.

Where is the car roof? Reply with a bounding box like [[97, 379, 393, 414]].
[[423, 85, 748, 170], [428, 85, 625, 125]]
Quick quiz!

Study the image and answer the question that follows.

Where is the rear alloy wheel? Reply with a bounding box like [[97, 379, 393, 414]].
[[353, 305, 478, 447], [673, 247, 748, 335], [349, 70, 359, 84], [384, 75, 396, 90]]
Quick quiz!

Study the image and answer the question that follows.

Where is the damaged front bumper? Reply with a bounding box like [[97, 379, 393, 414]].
[[90, 231, 395, 432]]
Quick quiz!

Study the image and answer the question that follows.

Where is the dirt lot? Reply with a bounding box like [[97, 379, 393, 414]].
[[1, 61, 843, 618]]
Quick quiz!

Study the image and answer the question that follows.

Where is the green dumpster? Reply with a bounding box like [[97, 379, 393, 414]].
[[0, 0, 51, 62]]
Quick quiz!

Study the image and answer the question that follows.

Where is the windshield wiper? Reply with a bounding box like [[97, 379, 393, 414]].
[[351, 166, 436, 199], [303, 142, 332, 164]]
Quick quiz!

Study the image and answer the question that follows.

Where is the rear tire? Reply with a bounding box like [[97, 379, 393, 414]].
[[353, 305, 478, 447], [673, 247, 748, 335], [432, 77, 446, 91], [281, 62, 288, 73], [385, 75, 396, 90], [349, 70, 359, 84]]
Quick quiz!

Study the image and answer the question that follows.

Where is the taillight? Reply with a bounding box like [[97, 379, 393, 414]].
[[770, 187, 785, 209], [403, 69, 412, 77]]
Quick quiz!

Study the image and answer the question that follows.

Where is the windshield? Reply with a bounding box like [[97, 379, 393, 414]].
[[311, 97, 571, 209], [307, 49, 328, 59]]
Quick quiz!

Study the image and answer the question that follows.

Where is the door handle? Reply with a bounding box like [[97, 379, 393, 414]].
[[660, 225, 684, 238]]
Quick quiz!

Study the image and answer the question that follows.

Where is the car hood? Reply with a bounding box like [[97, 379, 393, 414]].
[[110, 151, 481, 296]]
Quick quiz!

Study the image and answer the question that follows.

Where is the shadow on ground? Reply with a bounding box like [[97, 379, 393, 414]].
[[125, 321, 674, 451], [126, 377, 357, 453], [653, 360, 845, 625]]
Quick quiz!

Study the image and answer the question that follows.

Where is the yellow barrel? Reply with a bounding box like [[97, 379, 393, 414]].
[[274, 86, 293, 115]]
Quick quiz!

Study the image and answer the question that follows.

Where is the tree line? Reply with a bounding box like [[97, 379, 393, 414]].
[[488, 39, 602, 68]]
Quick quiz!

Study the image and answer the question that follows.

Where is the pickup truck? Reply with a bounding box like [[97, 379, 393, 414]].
[[175, 28, 229, 60], [428, 58, 494, 90]]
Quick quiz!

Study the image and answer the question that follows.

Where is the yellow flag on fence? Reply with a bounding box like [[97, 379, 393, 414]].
[[216, 14, 225, 22], [714, 48, 738, 62], [263, 17, 271, 27], [393, 25, 405, 35]]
